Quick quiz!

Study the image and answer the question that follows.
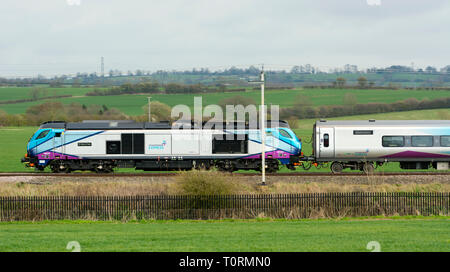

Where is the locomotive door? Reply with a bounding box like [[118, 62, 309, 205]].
[[52, 131, 64, 157], [319, 127, 334, 158]]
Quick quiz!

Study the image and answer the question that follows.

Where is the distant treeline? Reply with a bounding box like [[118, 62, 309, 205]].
[[302, 85, 450, 91], [280, 97, 450, 120], [86, 82, 246, 96], [0, 102, 128, 127], [0, 95, 72, 105]]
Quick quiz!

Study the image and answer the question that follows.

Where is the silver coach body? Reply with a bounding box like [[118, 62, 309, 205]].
[[314, 120, 450, 163]]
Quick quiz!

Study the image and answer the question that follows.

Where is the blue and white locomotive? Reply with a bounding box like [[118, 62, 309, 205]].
[[21, 120, 302, 173]]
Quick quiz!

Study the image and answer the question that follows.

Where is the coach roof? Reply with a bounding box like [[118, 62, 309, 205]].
[[315, 120, 450, 127]]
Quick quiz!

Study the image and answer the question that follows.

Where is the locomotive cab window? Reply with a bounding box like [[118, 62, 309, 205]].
[[279, 129, 292, 139], [324, 134, 329, 147], [441, 136, 450, 147], [411, 136, 433, 147], [382, 136, 404, 147], [35, 130, 50, 140]]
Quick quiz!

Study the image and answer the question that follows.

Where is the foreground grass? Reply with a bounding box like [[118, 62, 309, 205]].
[[0, 179, 448, 196], [0, 217, 448, 252]]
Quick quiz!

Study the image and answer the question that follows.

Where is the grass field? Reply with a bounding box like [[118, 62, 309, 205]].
[[1, 87, 449, 115], [0, 217, 448, 252], [0, 86, 96, 102], [1, 108, 449, 173]]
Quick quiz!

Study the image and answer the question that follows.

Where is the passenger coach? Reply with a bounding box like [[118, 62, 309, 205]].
[[313, 120, 450, 173]]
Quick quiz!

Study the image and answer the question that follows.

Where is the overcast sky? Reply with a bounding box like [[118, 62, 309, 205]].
[[1, 0, 449, 77]]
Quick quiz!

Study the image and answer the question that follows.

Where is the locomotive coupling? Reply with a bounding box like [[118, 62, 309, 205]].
[[21, 153, 35, 167], [21, 153, 29, 163]]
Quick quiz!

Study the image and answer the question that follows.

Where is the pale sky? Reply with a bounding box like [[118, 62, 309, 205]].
[[1, 0, 449, 77]]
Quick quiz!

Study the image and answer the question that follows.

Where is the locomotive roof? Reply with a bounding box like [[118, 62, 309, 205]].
[[315, 120, 450, 127], [40, 120, 290, 130]]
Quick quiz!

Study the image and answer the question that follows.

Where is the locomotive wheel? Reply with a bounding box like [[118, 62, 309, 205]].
[[216, 160, 235, 173], [195, 161, 211, 171], [94, 166, 113, 173], [258, 160, 279, 173], [362, 163, 374, 174], [266, 160, 279, 173], [93, 162, 114, 173], [330, 162, 343, 174], [50, 161, 71, 173]]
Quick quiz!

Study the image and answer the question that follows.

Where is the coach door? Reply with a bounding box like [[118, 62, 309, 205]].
[[319, 127, 335, 158]]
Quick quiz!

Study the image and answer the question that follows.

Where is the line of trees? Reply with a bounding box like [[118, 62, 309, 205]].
[[86, 82, 161, 96], [0, 101, 176, 127], [0, 102, 127, 126], [280, 96, 450, 120], [86, 82, 246, 96]]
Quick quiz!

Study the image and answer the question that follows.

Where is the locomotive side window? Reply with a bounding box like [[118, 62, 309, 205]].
[[106, 141, 121, 154], [324, 134, 329, 147], [382, 136, 404, 147], [35, 130, 50, 140], [411, 136, 433, 147], [441, 136, 450, 147]]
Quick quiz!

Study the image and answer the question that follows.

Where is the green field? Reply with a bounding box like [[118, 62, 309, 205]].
[[0, 86, 95, 102], [1, 87, 449, 115], [1, 109, 449, 173], [0, 217, 448, 252]]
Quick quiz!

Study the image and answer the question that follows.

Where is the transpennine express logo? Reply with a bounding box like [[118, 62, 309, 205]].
[[149, 140, 167, 150]]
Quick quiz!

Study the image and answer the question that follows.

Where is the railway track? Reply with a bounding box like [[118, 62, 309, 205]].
[[0, 172, 449, 177]]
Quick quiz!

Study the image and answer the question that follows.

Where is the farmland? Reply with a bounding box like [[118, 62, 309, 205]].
[[0, 86, 95, 102], [0, 217, 448, 252], [0, 86, 449, 115]]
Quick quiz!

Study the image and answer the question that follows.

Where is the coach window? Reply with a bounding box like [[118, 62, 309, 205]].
[[382, 136, 404, 147], [411, 136, 433, 147], [279, 129, 292, 139], [441, 136, 450, 147], [324, 134, 329, 147]]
